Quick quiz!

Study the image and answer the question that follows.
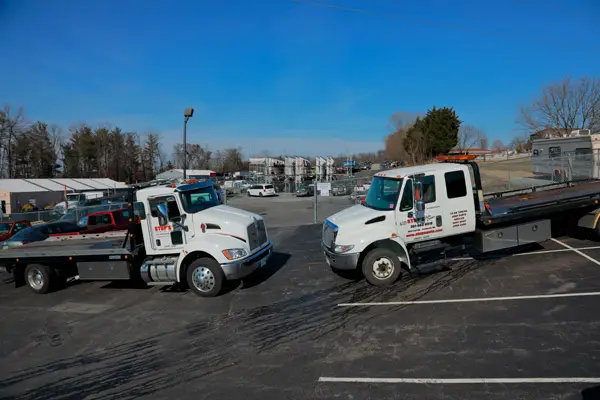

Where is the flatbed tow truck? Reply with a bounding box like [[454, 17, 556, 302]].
[[0, 180, 273, 297], [322, 154, 600, 285]]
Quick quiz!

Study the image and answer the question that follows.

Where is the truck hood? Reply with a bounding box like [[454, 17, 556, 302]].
[[326, 204, 395, 248], [191, 205, 265, 242], [208, 205, 263, 221], [328, 204, 390, 227]]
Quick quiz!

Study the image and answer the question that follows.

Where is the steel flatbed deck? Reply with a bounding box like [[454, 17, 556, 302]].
[[0, 233, 133, 264], [481, 180, 600, 226]]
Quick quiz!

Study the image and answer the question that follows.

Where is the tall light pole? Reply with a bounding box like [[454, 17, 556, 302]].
[[183, 108, 194, 179]]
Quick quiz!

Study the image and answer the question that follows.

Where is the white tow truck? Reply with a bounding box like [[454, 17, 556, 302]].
[[0, 180, 273, 297], [322, 154, 600, 286]]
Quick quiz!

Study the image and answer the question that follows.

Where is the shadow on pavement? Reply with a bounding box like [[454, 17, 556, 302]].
[[240, 251, 291, 290], [582, 385, 600, 400]]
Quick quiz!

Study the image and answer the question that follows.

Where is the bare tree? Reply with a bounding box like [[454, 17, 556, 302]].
[[509, 136, 528, 153], [222, 147, 244, 173], [492, 139, 505, 152], [456, 124, 486, 152], [480, 137, 489, 150], [385, 111, 423, 162], [387, 110, 424, 132], [0, 104, 26, 178], [403, 126, 428, 165], [519, 76, 600, 136]]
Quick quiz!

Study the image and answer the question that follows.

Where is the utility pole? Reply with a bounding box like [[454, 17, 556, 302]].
[[183, 108, 194, 180], [313, 173, 318, 224]]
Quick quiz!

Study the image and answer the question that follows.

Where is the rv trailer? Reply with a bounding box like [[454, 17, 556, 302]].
[[532, 129, 600, 181]]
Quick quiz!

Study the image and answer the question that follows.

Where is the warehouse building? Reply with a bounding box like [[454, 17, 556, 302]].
[[0, 178, 128, 215], [155, 169, 216, 181]]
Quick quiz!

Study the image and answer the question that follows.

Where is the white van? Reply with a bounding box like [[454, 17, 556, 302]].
[[247, 184, 277, 197]]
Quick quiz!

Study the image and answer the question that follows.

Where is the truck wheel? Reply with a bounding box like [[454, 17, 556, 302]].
[[24, 264, 53, 294], [186, 258, 224, 297], [362, 248, 402, 286]]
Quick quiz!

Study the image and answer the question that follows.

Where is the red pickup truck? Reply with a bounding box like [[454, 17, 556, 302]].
[[51, 209, 132, 238], [81, 209, 132, 234], [0, 220, 31, 242]]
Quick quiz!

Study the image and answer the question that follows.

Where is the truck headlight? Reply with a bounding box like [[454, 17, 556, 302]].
[[334, 244, 354, 253], [222, 248, 248, 260]]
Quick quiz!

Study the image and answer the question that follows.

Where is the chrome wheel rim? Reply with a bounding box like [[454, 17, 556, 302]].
[[372, 257, 394, 280], [27, 268, 44, 290], [191, 266, 215, 292]]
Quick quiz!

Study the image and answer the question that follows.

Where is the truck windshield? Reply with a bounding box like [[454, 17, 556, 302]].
[[66, 194, 83, 202], [364, 176, 402, 211], [179, 187, 221, 214]]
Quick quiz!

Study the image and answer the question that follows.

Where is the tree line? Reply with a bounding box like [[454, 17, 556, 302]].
[[0, 105, 245, 182], [384, 75, 600, 165], [385, 107, 464, 165]]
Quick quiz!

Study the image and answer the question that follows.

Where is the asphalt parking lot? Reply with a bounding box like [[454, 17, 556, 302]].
[[2, 225, 600, 400], [225, 193, 351, 227]]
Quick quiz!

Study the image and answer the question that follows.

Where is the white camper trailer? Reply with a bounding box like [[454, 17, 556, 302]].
[[532, 129, 600, 181]]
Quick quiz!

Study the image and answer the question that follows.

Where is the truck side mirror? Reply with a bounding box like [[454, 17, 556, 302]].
[[156, 204, 169, 226], [414, 181, 425, 212]]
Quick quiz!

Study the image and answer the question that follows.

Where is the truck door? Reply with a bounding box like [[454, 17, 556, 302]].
[[148, 195, 186, 251], [396, 174, 446, 242], [441, 169, 476, 235]]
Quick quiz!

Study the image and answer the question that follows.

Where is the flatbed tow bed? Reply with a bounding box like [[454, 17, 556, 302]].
[[0, 224, 143, 290], [0, 232, 132, 260], [481, 179, 600, 226]]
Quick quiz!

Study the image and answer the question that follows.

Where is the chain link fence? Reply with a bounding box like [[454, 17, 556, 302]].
[[478, 151, 599, 194]]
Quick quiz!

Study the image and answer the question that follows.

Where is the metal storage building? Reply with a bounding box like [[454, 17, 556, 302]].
[[0, 178, 127, 215]]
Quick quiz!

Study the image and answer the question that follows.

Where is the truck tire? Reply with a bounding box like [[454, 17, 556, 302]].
[[361, 248, 402, 286], [186, 258, 224, 297], [24, 264, 53, 294]]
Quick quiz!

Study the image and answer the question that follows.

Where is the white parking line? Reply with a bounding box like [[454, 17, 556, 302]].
[[551, 239, 600, 266], [318, 377, 600, 384], [450, 245, 600, 261], [337, 291, 600, 307]]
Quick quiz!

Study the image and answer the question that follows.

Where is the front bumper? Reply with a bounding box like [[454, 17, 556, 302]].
[[221, 241, 273, 280], [322, 243, 360, 270]]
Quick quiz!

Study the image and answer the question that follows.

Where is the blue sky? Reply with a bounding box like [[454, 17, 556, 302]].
[[1, 0, 599, 158]]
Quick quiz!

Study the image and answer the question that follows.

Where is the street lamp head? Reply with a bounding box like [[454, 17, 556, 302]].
[[184, 108, 194, 118]]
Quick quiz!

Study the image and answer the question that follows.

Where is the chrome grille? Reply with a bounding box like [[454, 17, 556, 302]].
[[247, 219, 268, 251], [322, 222, 336, 249], [247, 223, 260, 251], [257, 220, 268, 245]]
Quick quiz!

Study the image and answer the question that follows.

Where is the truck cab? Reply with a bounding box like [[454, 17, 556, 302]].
[[135, 180, 273, 296]]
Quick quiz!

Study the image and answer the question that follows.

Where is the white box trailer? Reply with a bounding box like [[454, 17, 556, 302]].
[[531, 130, 600, 181]]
